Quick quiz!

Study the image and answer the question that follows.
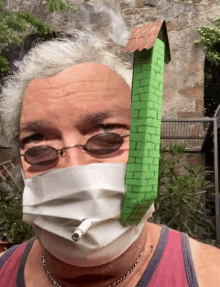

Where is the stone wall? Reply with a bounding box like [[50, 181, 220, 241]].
[[3, 0, 220, 118], [153, 0, 220, 119]]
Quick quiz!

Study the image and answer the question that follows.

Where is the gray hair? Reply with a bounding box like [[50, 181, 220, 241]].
[[0, 30, 132, 190]]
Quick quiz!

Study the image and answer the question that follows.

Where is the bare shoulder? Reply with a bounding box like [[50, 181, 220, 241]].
[[0, 251, 5, 257], [189, 236, 220, 287], [147, 223, 220, 286]]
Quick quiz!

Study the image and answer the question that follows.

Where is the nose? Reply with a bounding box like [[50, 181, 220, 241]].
[[60, 146, 100, 168]]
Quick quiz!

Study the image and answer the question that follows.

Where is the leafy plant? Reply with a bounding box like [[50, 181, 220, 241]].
[[0, 0, 78, 72], [46, 0, 78, 12], [195, 17, 220, 117], [150, 144, 216, 246], [0, 179, 35, 245], [195, 17, 220, 65]]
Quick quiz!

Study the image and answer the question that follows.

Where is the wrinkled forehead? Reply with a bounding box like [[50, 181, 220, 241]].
[[22, 62, 131, 105]]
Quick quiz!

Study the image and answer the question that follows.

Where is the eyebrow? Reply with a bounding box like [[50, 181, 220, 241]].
[[20, 107, 130, 136], [76, 107, 130, 134]]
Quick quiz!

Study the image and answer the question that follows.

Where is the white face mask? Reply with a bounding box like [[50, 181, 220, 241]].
[[21, 163, 155, 266]]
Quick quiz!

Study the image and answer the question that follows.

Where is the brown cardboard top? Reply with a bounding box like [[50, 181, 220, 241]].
[[124, 20, 171, 63]]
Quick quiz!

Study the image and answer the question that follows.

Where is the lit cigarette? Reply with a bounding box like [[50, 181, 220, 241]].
[[71, 219, 93, 242]]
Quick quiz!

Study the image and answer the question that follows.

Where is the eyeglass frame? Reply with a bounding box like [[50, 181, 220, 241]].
[[20, 132, 130, 166]]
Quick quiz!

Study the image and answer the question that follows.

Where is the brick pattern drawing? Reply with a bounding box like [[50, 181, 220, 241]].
[[121, 20, 171, 226]]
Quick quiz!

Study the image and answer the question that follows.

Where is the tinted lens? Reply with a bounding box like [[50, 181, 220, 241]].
[[24, 146, 58, 166], [86, 133, 123, 155]]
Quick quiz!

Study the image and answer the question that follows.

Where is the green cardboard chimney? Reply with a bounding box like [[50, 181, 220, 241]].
[[121, 20, 171, 226]]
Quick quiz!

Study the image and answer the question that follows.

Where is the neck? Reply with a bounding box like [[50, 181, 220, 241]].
[[37, 222, 153, 287]]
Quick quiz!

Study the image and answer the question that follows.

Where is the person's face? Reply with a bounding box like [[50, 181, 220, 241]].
[[20, 63, 131, 178]]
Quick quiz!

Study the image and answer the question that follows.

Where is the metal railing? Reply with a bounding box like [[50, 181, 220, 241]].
[[0, 160, 18, 187]]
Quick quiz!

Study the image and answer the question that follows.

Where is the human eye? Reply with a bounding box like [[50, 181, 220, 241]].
[[98, 124, 130, 144], [20, 133, 44, 149], [98, 124, 130, 134]]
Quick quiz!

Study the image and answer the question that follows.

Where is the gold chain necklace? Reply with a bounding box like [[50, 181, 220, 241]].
[[41, 249, 144, 287]]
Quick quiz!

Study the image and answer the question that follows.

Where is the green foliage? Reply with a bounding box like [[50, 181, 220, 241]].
[[46, 0, 78, 12], [0, 9, 51, 72], [0, 180, 35, 245], [0, 1, 78, 72], [0, 56, 9, 72], [196, 17, 220, 116], [149, 144, 216, 246], [17, 11, 52, 34], [195, 17, 220, 65]]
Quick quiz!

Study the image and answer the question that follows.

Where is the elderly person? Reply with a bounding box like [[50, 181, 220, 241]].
[[0, 31, 220, 287]]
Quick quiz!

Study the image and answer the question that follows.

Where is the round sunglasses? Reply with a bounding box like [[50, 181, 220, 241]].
[[20, 132, 129, 166]]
